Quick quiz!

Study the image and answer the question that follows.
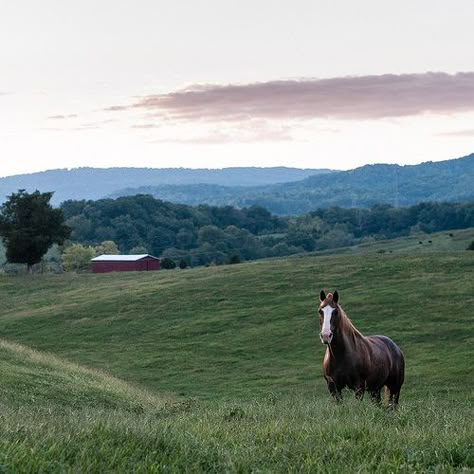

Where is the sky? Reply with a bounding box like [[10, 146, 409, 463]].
[[1, 0, 474, 177]]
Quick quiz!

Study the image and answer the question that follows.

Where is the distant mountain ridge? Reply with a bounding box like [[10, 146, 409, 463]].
[[1, 154, 473, 214], [0, 167, 331, 206], [109, 154, 474, 214]]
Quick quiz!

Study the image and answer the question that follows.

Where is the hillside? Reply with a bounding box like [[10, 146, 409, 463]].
[[110, 153, 474, 214], [1, 339, 163, 411], [0, 240, 473, 471], [1, 240, 472, 399], [0, 166, 329, 206]]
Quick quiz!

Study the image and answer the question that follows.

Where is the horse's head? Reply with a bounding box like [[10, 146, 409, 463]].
[[318, 290, 340, 344]]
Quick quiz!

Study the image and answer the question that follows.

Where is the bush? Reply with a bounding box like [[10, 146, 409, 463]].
[[62, 244, 96, 272], [95, 240, 119, 255], [229, 254, 241, 264], [161, 258, 176, 269], [467, 240, 474, 251], [179, 259, 188, 269]]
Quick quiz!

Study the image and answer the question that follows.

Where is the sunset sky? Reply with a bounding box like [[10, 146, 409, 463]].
[[1, 0, 474, 177]]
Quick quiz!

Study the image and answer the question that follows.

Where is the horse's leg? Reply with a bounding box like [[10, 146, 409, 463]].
[[385, 385, 401, 409], [354, 384, 365, 401], [326, 377, 343, 403], [369, 389, 382, 406]]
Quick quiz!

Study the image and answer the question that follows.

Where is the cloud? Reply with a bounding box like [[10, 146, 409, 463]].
[[437, 128, 474, 137], [48, 114, 78, 119], [150, 121, 294, 144], [131, 123, 162, 129], [124, 72, 474, 121], [103, 105, 129, 112]]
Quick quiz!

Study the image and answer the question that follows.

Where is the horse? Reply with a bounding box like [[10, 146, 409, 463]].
[[318, 290, 405, 407]]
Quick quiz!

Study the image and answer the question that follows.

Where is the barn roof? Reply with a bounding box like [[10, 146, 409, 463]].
[[91, 254, 159, 262]]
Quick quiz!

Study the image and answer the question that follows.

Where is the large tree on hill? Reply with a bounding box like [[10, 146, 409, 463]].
[[0, 190, 71, 271]]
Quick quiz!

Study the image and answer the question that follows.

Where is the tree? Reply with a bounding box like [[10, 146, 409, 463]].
[[62, 243, 96, 272], [95, 240, 119, 255], [0, 190, 71, 271], [129, 245, 148, 254], [229, 254, 241, 264], [161, 257, 176, 269]]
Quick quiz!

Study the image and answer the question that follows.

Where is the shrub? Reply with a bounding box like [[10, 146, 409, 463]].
[[62, 244, 96, 272], [161, 258, 176, 269]]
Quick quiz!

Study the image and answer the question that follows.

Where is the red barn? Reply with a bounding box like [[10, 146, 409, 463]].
[[91, 254, 160, 273]]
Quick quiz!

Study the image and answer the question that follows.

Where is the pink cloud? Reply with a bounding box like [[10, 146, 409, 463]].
[[126, 72, 474, 121]]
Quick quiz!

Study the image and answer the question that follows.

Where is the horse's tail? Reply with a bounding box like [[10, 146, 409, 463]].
[[385, 342, 405, 408]]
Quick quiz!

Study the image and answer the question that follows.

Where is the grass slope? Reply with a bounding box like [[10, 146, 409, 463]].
[[0, 233, 473, 471], [1, 342, 472, 472], [1, 249, 472, 400]]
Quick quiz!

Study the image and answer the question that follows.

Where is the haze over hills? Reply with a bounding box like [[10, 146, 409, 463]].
[[1, 154, 472, 214], [109, 153, 474, 214], [0, 167, 331, 206]]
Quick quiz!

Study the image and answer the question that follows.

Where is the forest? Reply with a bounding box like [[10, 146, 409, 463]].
[[61, 195, 474, 266]]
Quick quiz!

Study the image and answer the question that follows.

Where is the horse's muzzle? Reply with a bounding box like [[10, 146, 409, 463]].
[[320, 331, 333, 344]]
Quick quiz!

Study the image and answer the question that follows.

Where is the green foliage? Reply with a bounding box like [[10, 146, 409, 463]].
[[0, 190, 71, 269], [61, 194, 474, 267], [467, 240, 474, 250], [179, 259, 188, 269], [161, 257, 176, 269], [129, 245, 148, 254], [229, 254, 241, 264], [62, 243, 96, 272], [94, 240, 119, 255], [61, 195, 285, 265]]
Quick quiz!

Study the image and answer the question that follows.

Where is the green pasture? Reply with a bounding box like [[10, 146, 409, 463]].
[[0, 231, 473, 471]]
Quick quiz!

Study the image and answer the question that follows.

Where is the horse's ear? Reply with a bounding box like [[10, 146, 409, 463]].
[[319, 290, 326, 302], [333, 291, 339, 303]]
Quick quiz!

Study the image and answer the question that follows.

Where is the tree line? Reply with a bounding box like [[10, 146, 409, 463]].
[[61, 195, 474, 266], [1, 191, 474, 271]]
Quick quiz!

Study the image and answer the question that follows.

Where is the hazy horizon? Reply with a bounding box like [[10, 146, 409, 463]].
[[3, 151, 472, 179], [2, 1, 474, 177]]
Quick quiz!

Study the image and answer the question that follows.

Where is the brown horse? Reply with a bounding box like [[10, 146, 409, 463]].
[[318, 290, 405, 407]]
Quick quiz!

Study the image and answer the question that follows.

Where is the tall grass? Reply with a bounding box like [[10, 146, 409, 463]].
[[1, 396, 472, 472]]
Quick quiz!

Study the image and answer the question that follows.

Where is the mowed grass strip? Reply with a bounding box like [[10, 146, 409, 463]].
[[0, 250, 473, 400]]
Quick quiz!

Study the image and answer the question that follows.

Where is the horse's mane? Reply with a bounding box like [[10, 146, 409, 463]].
[[337, 304, 364, 339], [324, 293, 364, 340]]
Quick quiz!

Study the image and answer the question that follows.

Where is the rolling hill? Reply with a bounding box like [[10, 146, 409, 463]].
[[0, 236, 473, 471], [0, 166, 330, 206], [110, 153, 474, 214]]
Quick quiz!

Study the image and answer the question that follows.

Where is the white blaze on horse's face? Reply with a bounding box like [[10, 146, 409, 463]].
[[320, 305, 334, 344]]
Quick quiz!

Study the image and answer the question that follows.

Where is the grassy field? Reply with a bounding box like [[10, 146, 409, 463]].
[[0, 230, 473, 471]]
